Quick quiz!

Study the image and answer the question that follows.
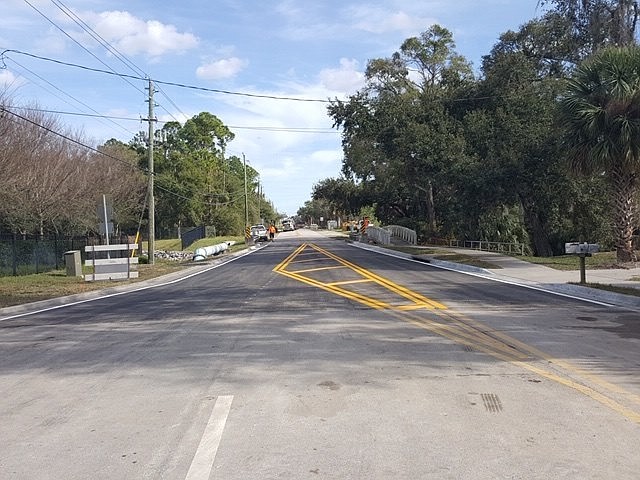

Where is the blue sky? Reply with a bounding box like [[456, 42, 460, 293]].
[[1, 0, 545, 217]]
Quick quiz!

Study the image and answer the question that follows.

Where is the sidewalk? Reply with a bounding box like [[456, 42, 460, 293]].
[[420, 247, 640, 288]]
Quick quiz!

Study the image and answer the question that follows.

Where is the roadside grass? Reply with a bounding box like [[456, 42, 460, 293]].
[[518, 251, 625, 270], [400, 247, 634, 272], [0, 236, 245, 309], [385, 246, 441, 256], [385, 246, 501, 269], [430, 253, 501, 269]]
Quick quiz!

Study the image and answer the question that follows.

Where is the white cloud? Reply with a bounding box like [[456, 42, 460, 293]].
[[0, 69, 25, 90], [318, 58, 365, 93], [33, 30, 68, 55], [348, 5, 435, 34], [82, 10, 199, 57], [198, 71, 347, 215], [196, 57, 248, 80]]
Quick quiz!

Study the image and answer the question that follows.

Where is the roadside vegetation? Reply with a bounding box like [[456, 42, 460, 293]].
[[2, 236, 639, 308], [307, 2, 640, 265], [3, 2, 640, 303], [0, 236, 246, 308]]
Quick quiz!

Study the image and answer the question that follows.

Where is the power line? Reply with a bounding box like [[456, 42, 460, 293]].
[[47, 0, 191, 124], [1, 105, 142, 171], [1, 49, 508, 109], [49, 0, 147, 78], [5, 57, 137, 136], [1, 49, 336, 103], [11, 106, 339, 133], [21, 0, 147, 98], [20, 0, 186, 137]]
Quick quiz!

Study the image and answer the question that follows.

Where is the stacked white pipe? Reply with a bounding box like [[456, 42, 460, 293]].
[[192, 241, 236, 261]]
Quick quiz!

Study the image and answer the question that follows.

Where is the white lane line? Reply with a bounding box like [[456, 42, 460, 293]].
[[185, 395, 233, 480]]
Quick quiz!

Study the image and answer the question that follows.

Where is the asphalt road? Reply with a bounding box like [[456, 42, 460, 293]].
[[1, 229, 639, 479]]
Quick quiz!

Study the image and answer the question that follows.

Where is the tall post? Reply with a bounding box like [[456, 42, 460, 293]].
[[257, 181, 261, 224], [101, 194, 110, 247], [147, 79, 156, 265], [243, 153, 249, 226]]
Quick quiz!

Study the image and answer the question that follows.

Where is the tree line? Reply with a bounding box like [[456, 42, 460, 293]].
[[0, 98, 277, 240], [314, 0, 640, 262]]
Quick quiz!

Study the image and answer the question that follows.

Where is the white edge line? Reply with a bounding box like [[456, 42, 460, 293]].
[[184, 395, 233, 480], [347, 242, 623, 309], [0, 248, 260, 322]]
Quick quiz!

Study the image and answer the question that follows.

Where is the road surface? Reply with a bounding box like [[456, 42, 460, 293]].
[[1, 229, 639, 479]]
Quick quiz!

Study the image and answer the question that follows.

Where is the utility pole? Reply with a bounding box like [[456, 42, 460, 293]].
[[257, 181, 261, 224], [243, 153, 249, 226], [145, 79, 157, 265]]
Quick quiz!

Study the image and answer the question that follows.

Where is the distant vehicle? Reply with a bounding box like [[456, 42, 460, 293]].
[[250, 224, 268, 242], [310, 223, 319, 230], [282, 219, 295, 231]]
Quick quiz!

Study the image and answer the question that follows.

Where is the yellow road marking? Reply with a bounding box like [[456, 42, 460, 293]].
[[326, 279, 375, 286], [272, 243, 640, 424], [289, 265, 348, 274], [288, 257, 330, 264], [311, 243, 447, 310]]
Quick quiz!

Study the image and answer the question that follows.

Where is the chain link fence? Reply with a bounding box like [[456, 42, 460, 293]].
[[0, 234, 128, 276]]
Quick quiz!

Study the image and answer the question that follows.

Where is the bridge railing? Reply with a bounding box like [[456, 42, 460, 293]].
[[430, 238, 530, 255], [384, 225, 417, 245], [364, 226, 391, 245]]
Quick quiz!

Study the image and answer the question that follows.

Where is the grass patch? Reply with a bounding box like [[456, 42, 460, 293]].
[[386, 246, 441, 255], [0, 260, 190, 309], [0, 237, 247, 308], [431, 253, 501, 269], [385, 246, 501, 268], [519, 251, 632, 270], [155, 238, 183, 251]]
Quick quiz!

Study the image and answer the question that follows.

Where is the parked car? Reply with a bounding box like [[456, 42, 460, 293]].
[[251, 224, 268, 242]]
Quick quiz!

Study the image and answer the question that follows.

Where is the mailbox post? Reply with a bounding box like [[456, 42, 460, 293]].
[[565, 242, 599, 284]]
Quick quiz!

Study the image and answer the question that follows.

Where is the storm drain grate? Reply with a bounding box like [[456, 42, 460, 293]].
[[481, 393, 503, 413], [462, 345, 474, 352]]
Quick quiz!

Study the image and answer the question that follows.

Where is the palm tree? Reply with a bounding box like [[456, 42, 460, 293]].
[[560, 46, 640, 263]]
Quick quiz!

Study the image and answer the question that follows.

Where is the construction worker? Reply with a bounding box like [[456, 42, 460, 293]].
[[268, 224, 276, 241]]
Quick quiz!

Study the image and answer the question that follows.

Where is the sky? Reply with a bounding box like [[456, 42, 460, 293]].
[[0, 0, 547, 218]]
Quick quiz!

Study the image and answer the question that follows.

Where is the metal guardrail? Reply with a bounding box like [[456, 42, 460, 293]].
[[463, 240, 530, 256], [362, 229, 528, 256], [385, 225, 417, 245]]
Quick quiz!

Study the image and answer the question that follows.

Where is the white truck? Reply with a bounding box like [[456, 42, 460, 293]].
[[282, 219, 295, 231]]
